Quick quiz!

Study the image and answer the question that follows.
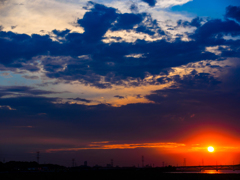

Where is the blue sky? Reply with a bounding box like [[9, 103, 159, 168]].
[[1, 0, 240, 167], [171, 0, 240, 19]]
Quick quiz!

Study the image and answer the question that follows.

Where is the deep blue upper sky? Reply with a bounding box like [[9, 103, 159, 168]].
[[171, 0, 240, 19]]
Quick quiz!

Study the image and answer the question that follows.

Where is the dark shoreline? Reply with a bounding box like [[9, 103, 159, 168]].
[[1, 171, 240, 180]]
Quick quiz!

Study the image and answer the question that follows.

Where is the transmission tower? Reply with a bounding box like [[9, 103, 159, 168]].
[[36, 151, 40, 164], [183, 158, 186, 166], [142, 156, 144, 168], [72, 158, 75, 167], [111, 159, 113, 167]]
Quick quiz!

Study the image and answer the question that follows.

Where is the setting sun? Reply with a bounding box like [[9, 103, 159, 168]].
[[208, 146, 214, 152]]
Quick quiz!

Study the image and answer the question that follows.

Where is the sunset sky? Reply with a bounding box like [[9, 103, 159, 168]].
[[1, 0, 240, 167]]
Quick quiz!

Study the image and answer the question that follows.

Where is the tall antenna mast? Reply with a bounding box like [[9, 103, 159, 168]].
[[36, 151, 40, 164], [142, 156, 144, 168]]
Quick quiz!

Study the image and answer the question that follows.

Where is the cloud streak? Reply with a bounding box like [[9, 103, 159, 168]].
[[46, 142, 186, 152]]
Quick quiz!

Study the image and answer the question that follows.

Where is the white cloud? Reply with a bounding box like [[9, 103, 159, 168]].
[[0, 0, 195, 42], [155, 0, 192, 8], [0, 0, 86, 35], [78, 55, 91, 60], [223, 35, 240, 41], [103, 29, 164, 43], [125, 53, 146, 58], [205, 45, 231, 55]]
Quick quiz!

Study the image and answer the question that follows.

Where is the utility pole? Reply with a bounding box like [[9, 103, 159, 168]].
[[142, 156, 144, 168], [111, 159, 113, 167], [72, 158, 75, 167], [183, 158, 186, 166], [36, 151, 40, 164]]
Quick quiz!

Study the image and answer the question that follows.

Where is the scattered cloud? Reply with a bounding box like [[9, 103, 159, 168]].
[[125, 53, 146, 58], [3, 3, 240, 89], [70, 97, 92, 103], [0, 86, 60, 98], [0, 105, 16, 110], [141, 0, 157, 7]]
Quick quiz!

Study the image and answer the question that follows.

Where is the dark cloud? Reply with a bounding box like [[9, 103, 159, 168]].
[[136, 94, 142, 99], [144, 71, 240, 128], [78, 2, 118, 42], [71, 97, 92, 103], [0, 86, 58, 97], [135, 14, 159, 35], [177, 17, 204, 28], [114, 95, 125, 99], [225, 6, 240, 22], [22, 75, 39, 80], [1, 69, 240, 163], [11, 26, 17, 29], [52, 29, 70, 37], [173, 70, 221, 90], [136, 25, 155, 35], [0, 31, 58, 64], [190, 17, 203, 28], [191, 19, 240, 42], [130, 3, 138, 13], [0, 71, 239, 143], [111, 13, 145, 31], [1, 4, 240, 89], [141, 0, 157, 7], [0, 96, 59, 121]]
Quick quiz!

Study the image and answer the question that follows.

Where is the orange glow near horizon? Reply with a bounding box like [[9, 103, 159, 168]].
[[171, 128, 240, 166], [40, 127, 240, 166]]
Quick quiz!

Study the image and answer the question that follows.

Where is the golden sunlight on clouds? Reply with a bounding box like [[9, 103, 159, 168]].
[[13, 57, 240, 108], [170, 58, 240, 79], [205, 46, 231, 55], [0, 0, 85, 35], [6, 57, 234, 109], [50, 79, 173, 106], [52, 58, 239, 106], [102, 30, 164, 43], [46, 142, 186, 153]]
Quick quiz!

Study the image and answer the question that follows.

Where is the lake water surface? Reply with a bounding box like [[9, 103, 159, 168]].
[[201, 170, 240, 174], [171, 170, 240, 174]]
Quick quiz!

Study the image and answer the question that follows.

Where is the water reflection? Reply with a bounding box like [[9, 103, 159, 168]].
[[170, 170, 240, 174], [201, 170, 240, 174]]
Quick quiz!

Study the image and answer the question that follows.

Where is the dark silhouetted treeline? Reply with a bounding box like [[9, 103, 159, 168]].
[[0, 161, 66, 172], [1, 161, 240, 180]]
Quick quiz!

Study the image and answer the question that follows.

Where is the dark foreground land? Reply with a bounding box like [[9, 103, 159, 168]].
[[1, 171, 240, 180]]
